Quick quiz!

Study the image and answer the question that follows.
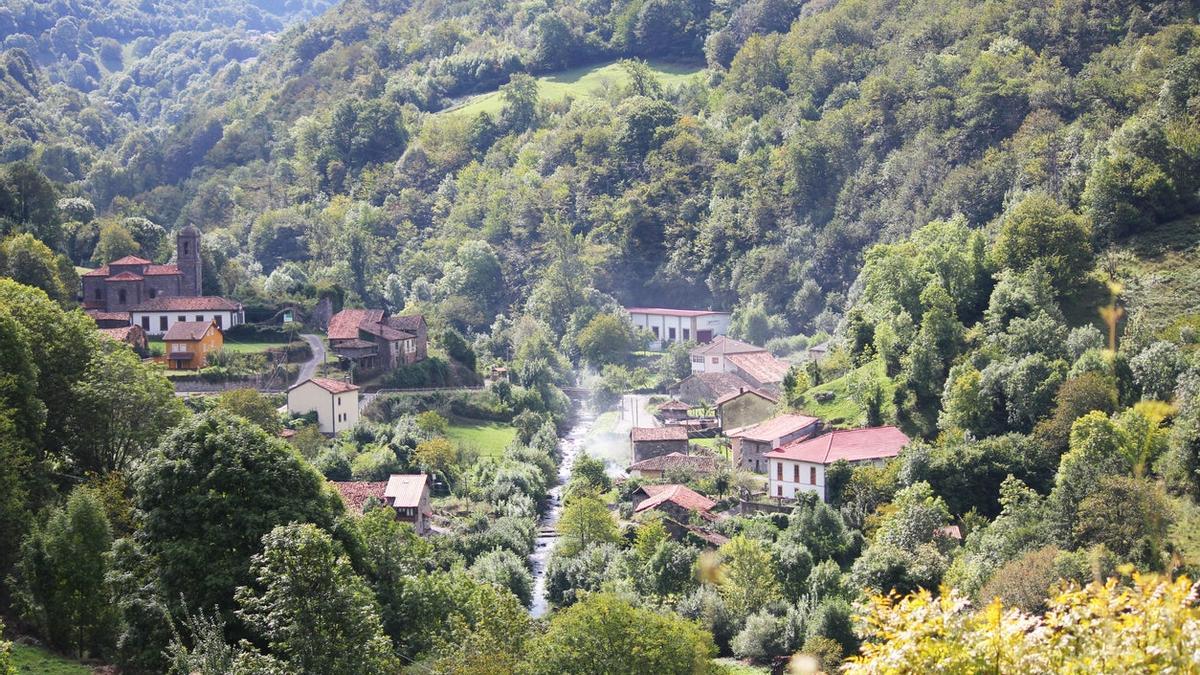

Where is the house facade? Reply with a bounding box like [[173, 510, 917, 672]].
[[383, 473, 433, 534], [130, 296, 245, 337], [727, 413, 821, 473], [674, 371, 753, 405], [327, 309, 427, 371], [716, 387, 778, 431], [288, 377, 360, 435], [161, 321, 222, 370], [765, 426, 910, 501], [630, 426, 690, 463], [625, 307, 731, 350]]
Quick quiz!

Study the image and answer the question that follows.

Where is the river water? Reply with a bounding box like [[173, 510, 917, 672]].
[[528, 398, 595, 617]]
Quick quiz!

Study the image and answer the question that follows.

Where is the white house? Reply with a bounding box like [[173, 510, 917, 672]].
[[689, 336, 790, 388], [625, 307, 731, 350], [129, 296, 245, 337], [765, 426, 910, 501], [287, 377, 360, 435]]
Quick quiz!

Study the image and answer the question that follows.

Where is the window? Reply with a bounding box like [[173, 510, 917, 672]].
[[149, 289, 156, 298], [777, 485, 782, 497], [683, 328, 690, 340], [214, 315, 222, 328], [182, 241, 189, 255], [793, 465, 799, 483], [651, 326, 660, 338], [404, 339, 415, 353], [159, 317, 168, 331], [177, 315, 186, 322], [691, 355, 703, 364], [776, 462, 783, 480], [93, 288, 102, 300], [668, 327, 676, 340], [337, 397, 341, 407], [810, 467, 817, 484], [711, 357, 719, 364], [195, 315, 204, 322], [141, 317, 150, 330], [118, 289, 127, 304]]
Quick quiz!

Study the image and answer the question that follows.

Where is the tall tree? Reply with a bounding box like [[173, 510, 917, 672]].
[[235, 523, 398, 674], [13, 487, 116, 658], [66, 338, 183, 474], [132, 412, 345, 620]]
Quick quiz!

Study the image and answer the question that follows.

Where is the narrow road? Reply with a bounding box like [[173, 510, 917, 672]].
[[296, 334, 325, 385]]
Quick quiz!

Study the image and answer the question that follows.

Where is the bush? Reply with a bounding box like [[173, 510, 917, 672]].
[[316, 446, 353, 480], [381, 357, 452, 388], [351, 446, 401, 481], [468, 547, 533, 606]]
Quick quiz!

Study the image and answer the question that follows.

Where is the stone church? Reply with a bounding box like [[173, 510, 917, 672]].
[[82, 225, 202, 312]]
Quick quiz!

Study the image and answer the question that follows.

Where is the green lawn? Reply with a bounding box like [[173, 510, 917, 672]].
[[446, 416, 518, 457], [1112, 214, 1200, 343], [11, 643, 92, 674], [797, 359, 896, 427], [443, 59, 704, 117]]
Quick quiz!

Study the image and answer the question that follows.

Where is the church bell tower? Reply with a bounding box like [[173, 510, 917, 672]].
[[177, 224, 202, 297]]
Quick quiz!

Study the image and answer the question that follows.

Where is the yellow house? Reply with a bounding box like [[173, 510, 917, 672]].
[[287, 377, 359, 435]]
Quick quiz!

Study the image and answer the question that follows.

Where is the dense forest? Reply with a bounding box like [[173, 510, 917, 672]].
[[3, 0, 1200, 672]]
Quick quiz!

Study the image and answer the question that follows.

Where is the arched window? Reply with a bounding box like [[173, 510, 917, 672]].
[[118, 289, 127, 304], [182, 241, 189, 255]]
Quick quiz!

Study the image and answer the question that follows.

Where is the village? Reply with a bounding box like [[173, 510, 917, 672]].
[[82, 240, 908, 561]]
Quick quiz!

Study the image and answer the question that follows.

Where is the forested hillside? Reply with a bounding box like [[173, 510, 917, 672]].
[[1, 0, 1195, 335], [4, 0, 1200, 672]]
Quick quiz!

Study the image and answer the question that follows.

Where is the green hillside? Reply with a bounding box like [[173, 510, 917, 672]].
[[443, 60, 704, 117]]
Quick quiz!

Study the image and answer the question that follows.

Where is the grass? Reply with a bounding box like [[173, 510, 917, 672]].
[[446, 416, 518, 457], [797, 359, 896, 427], [443, 59, 704, 117], [10, 643, 92, 674], [1111, 214, 1200, 343], [712, 658, 770, 674]]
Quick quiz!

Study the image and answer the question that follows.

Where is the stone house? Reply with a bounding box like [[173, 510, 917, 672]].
[[630, 426, 690, 463], [727, 413, 821, 474]]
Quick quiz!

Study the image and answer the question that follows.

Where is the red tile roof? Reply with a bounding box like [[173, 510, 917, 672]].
[[291, 377, 359, 394], [657, 399, 692, 411], [634, 484, 716, 514], [715, 387, 779, 407], [86, 310, 130, 322], [727, 351, 790, 384], [144, 264, 181, 275], [130, 296, 241, 311], [631, 426, 689, 442], [727, 413, 820, 443], [384, 474, 430, 510], [108, 255, 152, 265], [627, 452, 719, 474], [387, 314, 425, 332], [360, 321, 413, 342], [82, 266, 110, 277], [676, 372, 755, 402], [766, 426, 910, 464], [105, 271, 144, 281], [98, 326, 139, 342], [163, 321, 216, 341], [625, 307, 730, 318], [327, 308, 386, 340], [691, 336, 765, 357], [330, 481, 387, 514]]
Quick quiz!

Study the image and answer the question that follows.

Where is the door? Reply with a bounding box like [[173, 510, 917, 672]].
[[697, 330, 713, 343]]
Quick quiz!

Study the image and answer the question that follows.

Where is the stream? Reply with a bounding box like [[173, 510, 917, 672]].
[[528, 396, 596, 617]]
